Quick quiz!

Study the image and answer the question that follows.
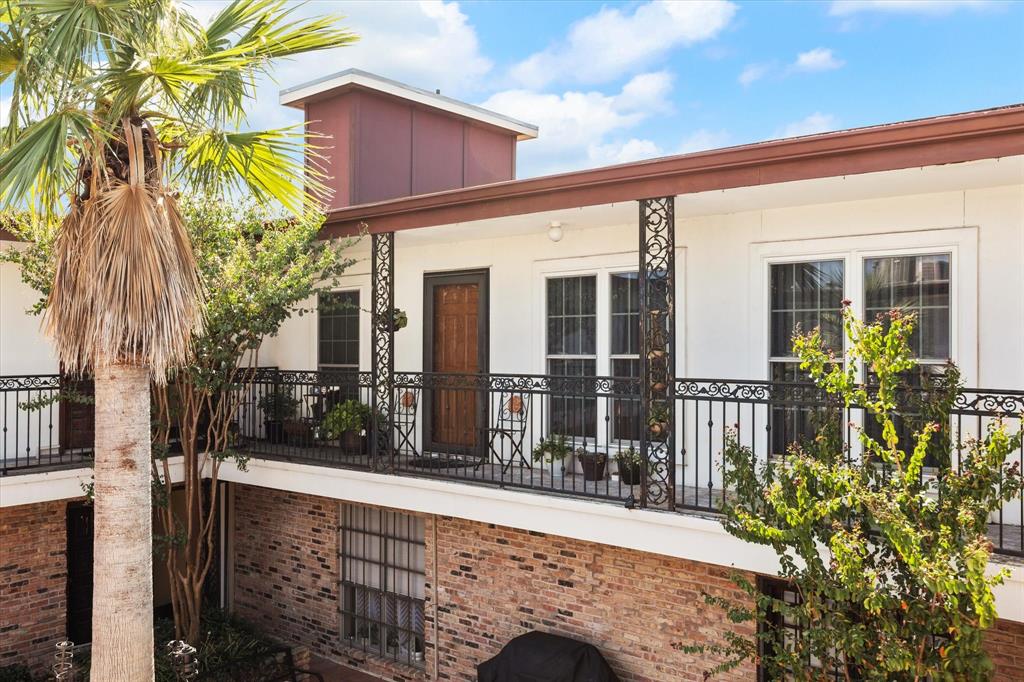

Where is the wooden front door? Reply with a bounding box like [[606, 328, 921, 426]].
[[66, 503, 93, 644], [424, 271, 488, 454]]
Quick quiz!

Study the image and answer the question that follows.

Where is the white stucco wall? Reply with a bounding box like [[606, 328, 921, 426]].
[[0, 246, 57, 375], [261, 166, 1024, 391]]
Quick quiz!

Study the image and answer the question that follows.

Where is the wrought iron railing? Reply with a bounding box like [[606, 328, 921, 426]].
[[1, 374, 93, 474], [3, 370, 1021, 557]]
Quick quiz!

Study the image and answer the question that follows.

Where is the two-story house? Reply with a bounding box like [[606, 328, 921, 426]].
[[2, 70, 1023, 680]]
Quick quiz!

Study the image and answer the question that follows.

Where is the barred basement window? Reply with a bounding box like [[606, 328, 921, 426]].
[[758, 577, 852, 681], [340, 504, 425, 666]]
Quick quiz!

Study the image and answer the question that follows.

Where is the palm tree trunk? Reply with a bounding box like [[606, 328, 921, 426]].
[[90, 363, 155, 681]]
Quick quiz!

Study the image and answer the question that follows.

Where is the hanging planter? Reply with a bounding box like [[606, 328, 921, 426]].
[[391, 308, 408, 332]]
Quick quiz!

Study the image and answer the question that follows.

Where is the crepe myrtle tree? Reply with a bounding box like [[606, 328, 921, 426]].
[[148, 198, 354, 644], [682, 305, 1023, 681], [0, 1, 354, 678]]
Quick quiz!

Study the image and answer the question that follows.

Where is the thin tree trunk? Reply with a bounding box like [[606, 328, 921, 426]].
[[91, 363, 155, 681]]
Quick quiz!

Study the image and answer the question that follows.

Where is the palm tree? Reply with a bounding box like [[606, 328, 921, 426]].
[[0, 1, 354, 678]]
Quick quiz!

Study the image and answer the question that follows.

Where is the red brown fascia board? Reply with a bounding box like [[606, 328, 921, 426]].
[[319, 104, 1024, 238]]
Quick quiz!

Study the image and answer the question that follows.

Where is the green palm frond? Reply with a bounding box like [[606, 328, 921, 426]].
[[179, 125, 323, 215], [18, 0, 133, 79], [184, 0, 356, 126], [0, 108, 95, 207]]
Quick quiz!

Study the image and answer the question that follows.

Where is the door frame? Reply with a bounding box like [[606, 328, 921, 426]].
[[422, 269, 490, 456]]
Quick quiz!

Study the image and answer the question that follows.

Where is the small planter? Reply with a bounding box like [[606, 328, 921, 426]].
[[618, 461, 643, 486], [578, 453, 607, 481], [264, 419, 286, 445], [340, 429, 367, 456], [284, 419, 315, 447]]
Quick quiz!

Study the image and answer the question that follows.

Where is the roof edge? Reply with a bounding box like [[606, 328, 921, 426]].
[[320, 104, 1024, 237], [280, 68, 539, 140]]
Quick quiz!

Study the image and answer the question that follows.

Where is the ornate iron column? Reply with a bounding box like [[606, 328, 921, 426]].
[[638, 197, 676, 509], [371, 231, 395, 471]]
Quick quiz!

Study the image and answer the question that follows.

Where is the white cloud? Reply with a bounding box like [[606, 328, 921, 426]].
[[830, 0, 993, 15], [480, 72, 674, 176], [589, 138, 663, 166], [777, 113, 839, 138], [0, 97, 9, 127], [738, 62, 772, 86], [792, 48, 844, 72], [182, 1, 493, 133], [509, 0, 737, 89]]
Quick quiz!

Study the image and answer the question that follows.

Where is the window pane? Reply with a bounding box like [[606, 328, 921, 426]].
[[611, 273, 639, 356], [863, 254, 950, 360], [547, 358, 596, 439], [610, 358, 640, 442], [546, 275, 597, 356], [770, 361, 840, 458], [340, 504, 426, 666], [769, 261, 844, 357]]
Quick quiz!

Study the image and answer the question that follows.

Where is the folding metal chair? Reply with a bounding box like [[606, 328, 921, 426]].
[[478, 392, 532, 473], [392, 388, 420, 456]]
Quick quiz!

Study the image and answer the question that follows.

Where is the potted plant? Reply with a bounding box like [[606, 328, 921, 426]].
[[322, 400, 371, 455], [615, 446, 644, 485], [258, 387, 299, 444], [391, 308, 408, 331], [532, 434, 569, 471], [576, 447, 607, 481], [648, 402, 671, 441]]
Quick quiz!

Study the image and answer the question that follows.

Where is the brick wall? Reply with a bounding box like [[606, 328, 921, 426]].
[[988, 618, 1024, 681], [233, 485, 426, 681], [232, 485, 340, 656], [427, 516, 756, 682], [0, 500, 68, 675], [231, 485, 1024, 682]]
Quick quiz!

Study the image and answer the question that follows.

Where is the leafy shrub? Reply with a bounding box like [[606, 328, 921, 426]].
[[321, 400, 370, 439], [74, 609, 276, 681]]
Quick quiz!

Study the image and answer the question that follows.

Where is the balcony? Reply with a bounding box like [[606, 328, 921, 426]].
[[4, 369, 1021, 557]]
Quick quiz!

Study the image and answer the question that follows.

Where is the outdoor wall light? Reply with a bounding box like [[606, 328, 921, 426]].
[[547, 220, 563, 242]]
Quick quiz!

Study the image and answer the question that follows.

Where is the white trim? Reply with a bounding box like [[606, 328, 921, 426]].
[[280, 69, 539, 140], [0, 456, 188, 506]]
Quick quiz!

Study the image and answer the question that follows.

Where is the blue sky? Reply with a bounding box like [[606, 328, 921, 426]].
[[3, 1, 1023, 178]]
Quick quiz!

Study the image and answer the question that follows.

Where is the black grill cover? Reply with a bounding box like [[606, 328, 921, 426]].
[[477, 631, 620, 682]]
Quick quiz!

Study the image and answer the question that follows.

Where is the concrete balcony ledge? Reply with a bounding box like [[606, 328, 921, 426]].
[[216, 454, 1024, 623]]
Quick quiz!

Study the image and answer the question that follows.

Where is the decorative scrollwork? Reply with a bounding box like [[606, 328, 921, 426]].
[[371, 232, 396, 471], [0, 375, 62, 391], [639, 196, 676, 509]]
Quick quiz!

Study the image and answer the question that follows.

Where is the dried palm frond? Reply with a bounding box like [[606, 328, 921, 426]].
[[43, 120, 202, 381]]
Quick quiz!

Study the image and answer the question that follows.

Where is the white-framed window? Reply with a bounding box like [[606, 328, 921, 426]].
[[318, 290, 360, 371], [542, 269, 642, 443], [863, 254, 951, 366], [768, 259, 845, 453], [753, 229, 973, 458], [546, 275, 598, 439], [609, 272, 641, 442]]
